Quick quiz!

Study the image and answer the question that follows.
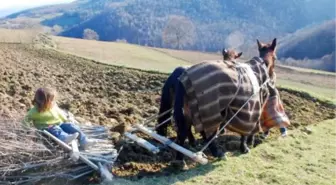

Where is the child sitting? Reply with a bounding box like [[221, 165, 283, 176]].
[[23, 87, 94, 150]]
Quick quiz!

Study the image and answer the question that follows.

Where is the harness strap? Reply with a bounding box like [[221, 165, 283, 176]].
[[199, 77, 270, 153], [236, 63, 259, 94], [220, 61, 259, 122]]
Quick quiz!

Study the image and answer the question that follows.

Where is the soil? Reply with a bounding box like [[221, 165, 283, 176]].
[[0, 43, 335, 181]]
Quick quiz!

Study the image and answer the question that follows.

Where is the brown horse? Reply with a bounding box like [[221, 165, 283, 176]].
[[157, 38, 286, 166], [156, 48, 244, 147], [222, 48, 243, 61]]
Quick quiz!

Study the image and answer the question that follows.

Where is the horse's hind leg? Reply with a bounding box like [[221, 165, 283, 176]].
[[240, 135, 251, 154], [201, 131, 225, 159], [175, 129, 188, 170], [157, 67, 186, 136], [156, 81, 172, 137], [171, 81, 189, 170]]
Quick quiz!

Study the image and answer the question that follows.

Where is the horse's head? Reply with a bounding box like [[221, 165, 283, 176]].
[[257, 38, 277, 79], [260, 85, 291, 132], [256, 39, 290, 131], [222, 48, 243, 61]]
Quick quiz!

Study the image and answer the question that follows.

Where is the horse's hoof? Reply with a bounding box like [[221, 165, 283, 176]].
[[215, 151, 224, 158], [219, 153, 228, 161], [241, 147, 250, 154], [171, 160, 189, 171], [189, 142, 197, 148]]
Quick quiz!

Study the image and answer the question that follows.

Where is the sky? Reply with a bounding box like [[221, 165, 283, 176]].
[[0, 0, 75, 10]]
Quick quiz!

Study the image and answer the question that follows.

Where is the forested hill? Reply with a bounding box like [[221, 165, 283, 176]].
[[4, 0, 335, 52]]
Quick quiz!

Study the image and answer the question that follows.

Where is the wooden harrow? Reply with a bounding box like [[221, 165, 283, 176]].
[[123, 109, 209, 165]]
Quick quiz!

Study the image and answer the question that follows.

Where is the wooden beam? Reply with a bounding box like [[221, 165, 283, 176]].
[[70, 140, 80, 161], [124, 132, 160, 154], [42, 130, 99, 171], [134, 124, 208, 165]]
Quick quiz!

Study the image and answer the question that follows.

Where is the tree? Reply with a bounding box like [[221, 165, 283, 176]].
[[162, 15, 196, 49], [52, 25, 63, 35], [83, 28, 99, 40]]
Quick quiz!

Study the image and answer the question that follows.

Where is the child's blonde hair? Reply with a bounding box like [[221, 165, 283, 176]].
[[33, 87, 57, 112]]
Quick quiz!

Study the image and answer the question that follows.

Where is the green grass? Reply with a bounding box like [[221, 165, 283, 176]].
[[102, 119, 336, 185], [53, 36, 192, 73], [277, 79, 336, 103], [150, 47, 222, 64], [277, 64, 336, 76]]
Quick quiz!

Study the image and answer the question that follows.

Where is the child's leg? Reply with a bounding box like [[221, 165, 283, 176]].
[[59, 123, 88, 145], [46, 125, 78, 143]]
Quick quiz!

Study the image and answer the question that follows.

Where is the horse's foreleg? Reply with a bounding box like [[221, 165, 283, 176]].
[[186, 120, 196, 147], [240, 135, 250, 154], [246, 134, 255, 147], [219, 122, 226, 134]]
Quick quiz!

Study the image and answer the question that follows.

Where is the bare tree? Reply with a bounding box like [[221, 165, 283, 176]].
[[83, 28, 99, 40], [52, 25, 63, 35], [162, 15, 196, 49]]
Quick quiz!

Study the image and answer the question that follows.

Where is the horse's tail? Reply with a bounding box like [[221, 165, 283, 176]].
[[156, 66, 186, 136]]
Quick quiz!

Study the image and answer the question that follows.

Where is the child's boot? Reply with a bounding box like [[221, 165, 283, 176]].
[[64, 132, 79, 144]]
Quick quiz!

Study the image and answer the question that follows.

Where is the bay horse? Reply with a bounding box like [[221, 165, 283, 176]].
[[222, 48, 243, 61], [156, 39, 289, 166], [156, 49, 244, 147]]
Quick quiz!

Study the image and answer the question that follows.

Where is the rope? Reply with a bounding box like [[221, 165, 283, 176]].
[[199, 78, 270, 153], [154, 115, 173, 129], [141, 108, 173, 127]]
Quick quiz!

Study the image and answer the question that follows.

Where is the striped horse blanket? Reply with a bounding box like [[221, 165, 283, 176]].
[[178, 57, 270, 137]]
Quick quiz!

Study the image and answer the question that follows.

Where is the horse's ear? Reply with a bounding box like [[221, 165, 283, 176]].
[[270, 38, 277, 51], [257, 39, 263, 50], [222, 48, 227, 55], [235, 52, 243, 59]]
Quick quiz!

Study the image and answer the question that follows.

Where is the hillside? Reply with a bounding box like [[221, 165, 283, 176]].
[[53, 35, 336, 101], [53, 36, 192, 73], [1, 0, 335, 53], [277, 20, 335, 72], [0, 27, 334, 101]]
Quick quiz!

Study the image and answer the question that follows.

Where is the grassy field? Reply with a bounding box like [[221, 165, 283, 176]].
[[53, 36, 192, 73], [151, 47, 222, 63], [52, 36, 335, 102], [0, 28, 39, 43], [277, 64, 336, 76], [277, 79, 335, 103], [103, 119, 336, 185]]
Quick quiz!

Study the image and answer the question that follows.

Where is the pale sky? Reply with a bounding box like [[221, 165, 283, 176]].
[[0, 0, 75, 9]]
